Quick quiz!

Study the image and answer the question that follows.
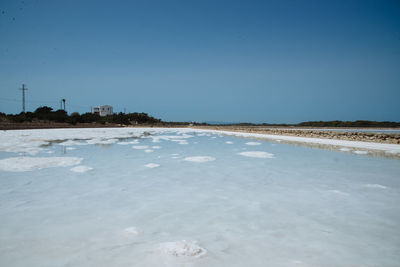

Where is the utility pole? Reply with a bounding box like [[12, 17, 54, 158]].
[[19, 84, 28, 113]]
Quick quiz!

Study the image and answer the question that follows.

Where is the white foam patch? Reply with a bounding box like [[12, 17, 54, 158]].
[[364, 184, 388, 189], [159, 240, 207, 258], [70, 165, 93, 173], [238, 151, 274, 158], [184, 156, 216, 163], [144, 149, 154, 153], [246, 142, 261, 146], [353, 150, 368, 155], [225, 141, 233, 144], [171, 153, 179, 156], [66, 147, 76, 151], [0, 157, 83, 172], [172, 156, 180, 159], [339, 147, 351, 152], [152, 146, 162, 149], [132, 145, 149, 150], [145, 163, 160, 168]]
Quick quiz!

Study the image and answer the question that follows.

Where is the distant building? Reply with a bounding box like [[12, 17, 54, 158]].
[[92, 107, 100, 115], [92, 105, 113, 116]]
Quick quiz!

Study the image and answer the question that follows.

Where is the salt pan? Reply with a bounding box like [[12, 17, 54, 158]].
[[0, 157, 83, 172]]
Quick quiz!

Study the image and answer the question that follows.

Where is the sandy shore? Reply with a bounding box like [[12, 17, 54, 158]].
[[192, 126, 400, 145]]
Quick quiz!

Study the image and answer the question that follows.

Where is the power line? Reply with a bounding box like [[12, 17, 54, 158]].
[[0, 97, 19, 102], [18, 84, 28, 113]]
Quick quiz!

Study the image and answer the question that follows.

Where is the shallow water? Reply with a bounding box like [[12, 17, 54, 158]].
[[0, 128, 399, 267]]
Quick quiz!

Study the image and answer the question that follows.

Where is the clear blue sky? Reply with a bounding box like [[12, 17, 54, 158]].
[[0, 0, 399, 123]]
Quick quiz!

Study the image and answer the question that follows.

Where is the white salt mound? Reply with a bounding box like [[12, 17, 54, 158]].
[[184, 156, 216, 163], [159, 240, 207, 258], [0, 157, 83, 172], [144, 149, 154, 153], [70, 165, 93, 173], [152, 146, 161, 149], [238, 151, 274, 159], [339, 147, 351, 152], [245, 142, 261, 146], [132, 145, 149, 150], [225, 141, 233, 144], [144, 163, 160, 168]]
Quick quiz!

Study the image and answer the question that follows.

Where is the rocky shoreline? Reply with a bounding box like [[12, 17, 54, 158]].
[[194, 126, 400, 144]]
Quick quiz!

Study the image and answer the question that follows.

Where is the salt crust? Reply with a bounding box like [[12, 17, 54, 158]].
[[328, 190, 348, 195], [364, 184, 388, 189], [144, 163, 160, 168], [159, 240, 207, 258], [211, 129, 400, 154], [245, 142, 261, 146], [117, 140, 139, 145], [339, 147, 351, 152], [124, 226, 142, 235], [59, 140, 89, 146], [184, 156, 216, 163], [0, 157, 83, 172], [1, 128, 399, 156], [144, 149, 154, 153], [353, 150, 368, 155], [238, 151, 274, 158], [70, 165, 93, 173], [86, 138, 117, 145], [225, 141, 233, 144], [132, 145, 149, 150]]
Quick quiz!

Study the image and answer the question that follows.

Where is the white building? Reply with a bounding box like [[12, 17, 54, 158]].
[[93, 105, 113, 116]]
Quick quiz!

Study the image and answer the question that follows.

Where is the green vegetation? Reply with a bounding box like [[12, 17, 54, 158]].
[[0, 106, 161, 125], [0, 107, 399, 128]]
